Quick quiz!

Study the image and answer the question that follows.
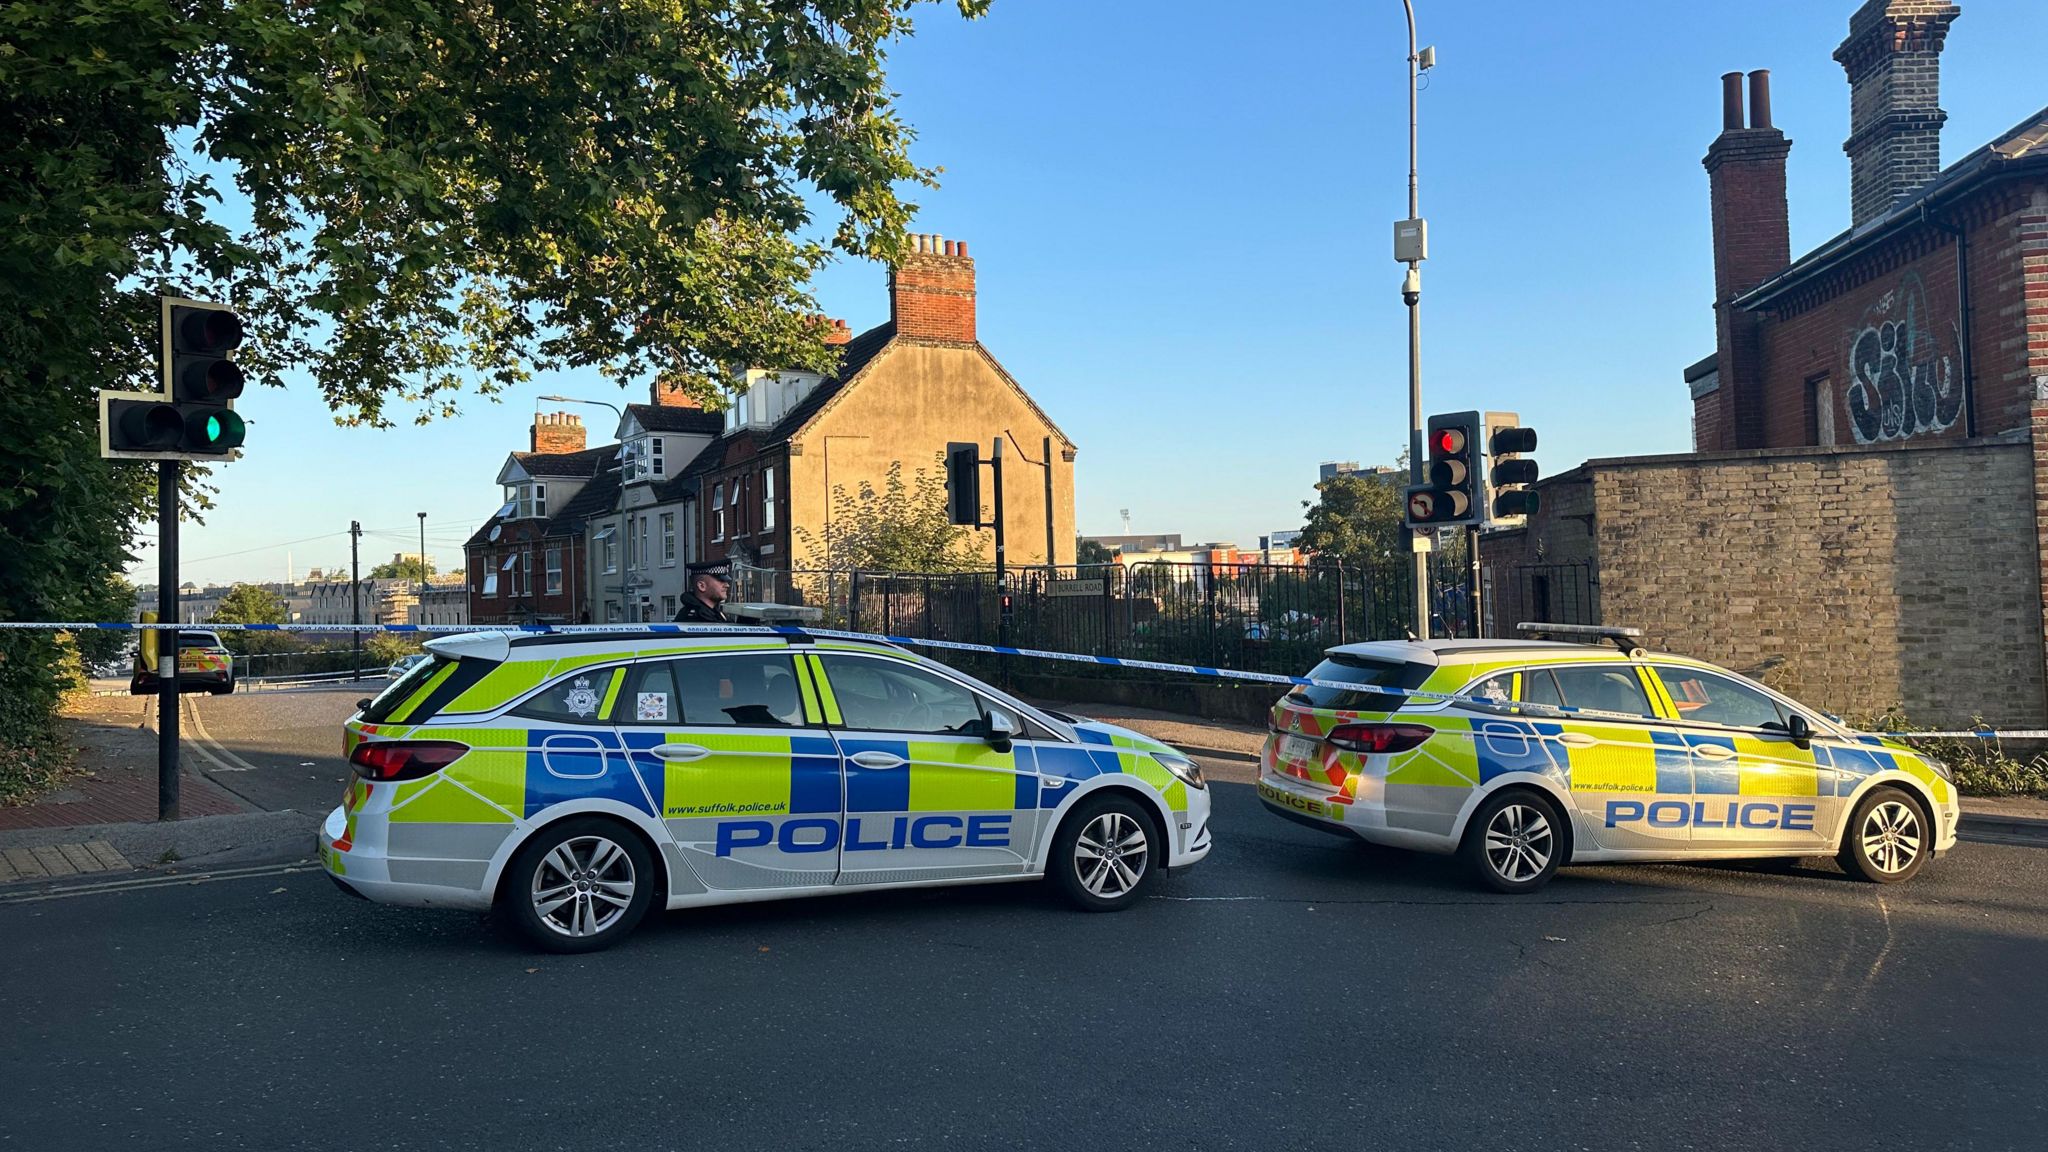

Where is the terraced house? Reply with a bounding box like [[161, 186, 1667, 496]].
[[466, 234, 1077, 623]]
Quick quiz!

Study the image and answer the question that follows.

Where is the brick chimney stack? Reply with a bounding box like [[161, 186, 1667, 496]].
[[651, 377, 707, 408], [1835, 0, 1961, 228], [823, 317, 852, 346], [889, 233, 976, 343], [530, 411, 586, 454], [1703, 70, 1793, 451]]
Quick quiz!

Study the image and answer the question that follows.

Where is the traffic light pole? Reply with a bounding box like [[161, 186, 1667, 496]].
[[1402, 0, 1429, 641], [156, 460, 180, 822], [1467, 523, 1483, 639], [990, 437, 1007, 650], [350, 520, 362, 677]]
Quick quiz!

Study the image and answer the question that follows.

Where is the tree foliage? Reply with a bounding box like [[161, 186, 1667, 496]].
[[1075, 537, 1114, 567], [1297, 473, 1406, 568], [1, 0, 983, 792], [210, 582, 294, 654], [369, 556, 433, 582], [796, 457, 980, 573]]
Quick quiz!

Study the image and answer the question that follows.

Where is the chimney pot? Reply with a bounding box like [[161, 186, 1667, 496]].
[[1720, 72, 1745, 131], [1747, 70, 1773, 130], [956, 241, 968, 257]]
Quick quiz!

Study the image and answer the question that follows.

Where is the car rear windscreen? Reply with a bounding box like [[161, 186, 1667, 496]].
[[1288, 654, 1434, 711]]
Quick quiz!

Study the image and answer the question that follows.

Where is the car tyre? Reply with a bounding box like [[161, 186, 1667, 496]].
[[502, 817, 657, 953], [1462, 789, 1566, 894], [1838, 787, 1931, 884], [1051, 792, 1158, 912]]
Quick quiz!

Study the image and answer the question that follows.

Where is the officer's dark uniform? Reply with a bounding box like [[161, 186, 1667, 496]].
[[672, 559, 734, 623]]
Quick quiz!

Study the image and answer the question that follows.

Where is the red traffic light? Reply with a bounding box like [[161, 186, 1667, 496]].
[[1433, 428, 1465, 455]]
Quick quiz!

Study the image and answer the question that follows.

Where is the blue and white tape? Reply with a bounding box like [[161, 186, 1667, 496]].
[[3, 620, 2035, 740]]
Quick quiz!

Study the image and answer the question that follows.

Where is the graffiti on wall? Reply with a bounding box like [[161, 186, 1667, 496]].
[[1845, 272, 1962, 444]]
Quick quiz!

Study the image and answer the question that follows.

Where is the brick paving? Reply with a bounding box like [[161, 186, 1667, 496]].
[[0, 695, 247, 832]]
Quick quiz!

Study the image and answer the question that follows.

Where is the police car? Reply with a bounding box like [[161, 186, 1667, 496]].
[[1257, 624, 1958, 892], [321, 628, 1211, 951]]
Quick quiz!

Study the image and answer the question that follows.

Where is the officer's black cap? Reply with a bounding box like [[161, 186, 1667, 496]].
[[686, 559, 732, 580]]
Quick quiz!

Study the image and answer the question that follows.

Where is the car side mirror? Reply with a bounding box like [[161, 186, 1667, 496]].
[[1787, 713, 1812, 750], [984, 711, 1018, 753], [357, 698, 373, 712]]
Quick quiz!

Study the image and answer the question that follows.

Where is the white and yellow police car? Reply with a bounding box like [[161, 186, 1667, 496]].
[[1257, 624, 1958, 892], [321, 628, 1211, 951]]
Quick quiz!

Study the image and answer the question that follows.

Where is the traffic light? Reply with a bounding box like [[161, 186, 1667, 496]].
[[1404, 411, 1484, 529], [101, 297, 247, 460], [1486, 413, 1540, 521], [944, 441, 981, 526]]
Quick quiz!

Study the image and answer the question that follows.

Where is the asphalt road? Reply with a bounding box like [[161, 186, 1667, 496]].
[[182, 683, 368, 814], [4, 779, 2043, 1152]]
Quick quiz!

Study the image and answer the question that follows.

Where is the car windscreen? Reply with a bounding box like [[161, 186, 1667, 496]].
[[1288, 654, 1434, 712], [360, 655, 450, 723], [178, 633, 223, 649]]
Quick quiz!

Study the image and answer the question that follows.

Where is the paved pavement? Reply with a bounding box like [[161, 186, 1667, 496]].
[[0, 695, 246, 831], [2, 778, 2043, 1151]]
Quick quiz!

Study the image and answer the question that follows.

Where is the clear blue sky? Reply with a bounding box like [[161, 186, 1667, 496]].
[[136, 0, 2043, 587]]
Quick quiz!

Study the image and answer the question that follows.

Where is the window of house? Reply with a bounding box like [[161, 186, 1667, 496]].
[[660, 594, 676, 619], [482, 571, 499, 597], [1808, 374, 1836, 447], [660, 513, 676, 566], [604, 600, 622, 623], [598, 526, 618, 574], [546, 547, 563, 595], [638, 517, 650, 571], [761, 467, 776, 531], [712, 484, 726, 541], [522, 551, 533, 599], [650, 437, 665, 478], [624, 516, 636, 570], [500, 553, 519, 597], [507, 482, 547, 519]]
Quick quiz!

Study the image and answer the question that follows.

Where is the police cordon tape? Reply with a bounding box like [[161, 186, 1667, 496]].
[[6, 619, 2040, 741]]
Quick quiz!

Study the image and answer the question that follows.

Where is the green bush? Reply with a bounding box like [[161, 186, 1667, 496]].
[[1861, 708, 2048, 799]]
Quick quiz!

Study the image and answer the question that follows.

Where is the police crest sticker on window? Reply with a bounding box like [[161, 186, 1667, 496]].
[[562, 677, 601, 718], [637, 692, 668, 721]]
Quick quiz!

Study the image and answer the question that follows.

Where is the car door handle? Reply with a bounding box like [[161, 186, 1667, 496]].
[[1555, 732, 1598, 748], [849, 750, 907, 769], [1692, 744, 1736, 761], [652, 744, 710, 763]]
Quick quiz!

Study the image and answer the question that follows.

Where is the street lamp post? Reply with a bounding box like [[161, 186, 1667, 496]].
[[1398, 1, 1435, 639], [417, 511, 428, 616], [539, 394, 627, 620]]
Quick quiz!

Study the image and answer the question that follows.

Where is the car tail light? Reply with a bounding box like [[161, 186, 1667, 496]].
[[349, 740, 468, 781], [1325, 723, 1434, 756]]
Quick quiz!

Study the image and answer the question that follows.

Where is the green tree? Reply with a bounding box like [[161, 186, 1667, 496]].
[[210, 583, 295, 654], [2, 0, 983, 792], [1297, 473, 1406, 568], [1076, 538, 1115, 567], [369, 556, 434, 582], [797, 458, 981, 573]]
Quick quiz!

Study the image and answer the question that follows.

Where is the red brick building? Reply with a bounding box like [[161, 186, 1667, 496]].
[[1481, 0, 2048, 728], [1695, 1, 2047, 452], [464, 415, 614, 626]]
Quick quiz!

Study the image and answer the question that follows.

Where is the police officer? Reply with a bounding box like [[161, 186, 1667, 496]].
[[673, 558, 734, 623]]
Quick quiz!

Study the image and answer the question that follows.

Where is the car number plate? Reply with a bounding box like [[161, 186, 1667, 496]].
[[1280, 734, 1318, 763]]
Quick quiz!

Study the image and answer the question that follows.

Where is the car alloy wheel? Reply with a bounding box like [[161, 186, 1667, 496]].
[[531, 835, 637, 940], [1074, 810, 1150, 899], [1859, 798, 1923, 876], [1483, 801, 1554, 884]]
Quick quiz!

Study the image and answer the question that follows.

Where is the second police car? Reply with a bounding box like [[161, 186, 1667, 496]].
[[321, 627, 1211, 951], [1257, 624, 1958, 891]]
